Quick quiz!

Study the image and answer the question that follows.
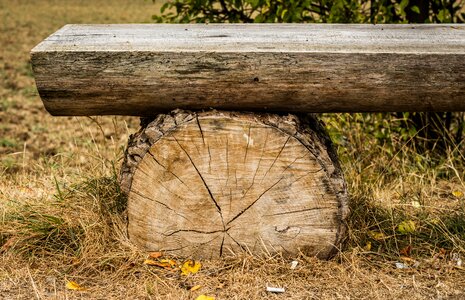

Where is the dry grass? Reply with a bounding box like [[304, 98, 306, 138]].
[[1, 0, 465, 299]]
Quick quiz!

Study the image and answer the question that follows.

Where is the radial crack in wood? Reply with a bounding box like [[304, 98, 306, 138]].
[[121, 110, 348, 259]]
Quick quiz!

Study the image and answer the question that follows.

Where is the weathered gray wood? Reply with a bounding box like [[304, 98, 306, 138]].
[[121, 110, 348, 258], [31, 24, 465, 116]]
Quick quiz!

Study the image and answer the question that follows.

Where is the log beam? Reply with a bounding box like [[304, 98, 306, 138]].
[[31, 24, 465, 116]]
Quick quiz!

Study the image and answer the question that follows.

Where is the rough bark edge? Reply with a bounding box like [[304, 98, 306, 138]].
[[119, 109, 349, 258]]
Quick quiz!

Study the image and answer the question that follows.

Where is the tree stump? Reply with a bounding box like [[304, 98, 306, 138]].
[[120, 110, 348, 259]]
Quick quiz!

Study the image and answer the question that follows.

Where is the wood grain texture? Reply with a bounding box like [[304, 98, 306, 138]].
[[121, 110, 348, 259], [31, 24, 465, 116]]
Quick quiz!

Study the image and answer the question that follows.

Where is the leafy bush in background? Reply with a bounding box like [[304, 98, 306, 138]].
[[154, 0, 465, 156], [154, 0, 465, 23]]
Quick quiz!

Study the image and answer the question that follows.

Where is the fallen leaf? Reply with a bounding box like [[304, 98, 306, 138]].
[[161, 259, 177, 268], [397, 220, 416, 234], [195, 295, 215, 300], [190, 285, 202, 291], [400, 245, 412, 257], [148, 252, 163, 259], [368, 231, 387, 240], [66, 281, 86, 291], [400, 256, 415, 262], [452, 191, 464, 198], [181, 260, 201, 275], [144, 259, 177, 270], [144, 259, 158, 266]]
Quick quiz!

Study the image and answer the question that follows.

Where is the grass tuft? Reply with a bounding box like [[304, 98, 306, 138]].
[[325, 112, 465, 264]]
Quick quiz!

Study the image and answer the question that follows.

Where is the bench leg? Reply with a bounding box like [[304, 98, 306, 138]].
[[120, 109, 348, 259]]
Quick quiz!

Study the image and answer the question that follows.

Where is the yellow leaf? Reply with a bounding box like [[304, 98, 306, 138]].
[[452, 191, 464, 198], [144, 259, 177, 270], [144, 259, 158, 265], [195, 295, 215, 300], [397, 220, 416, 234], [160, 259, 177, 268], [368, 230, 387, 240], [66, 281, 85, 291], [190, 285, 202, 291], [363, 241, 372, 251], [181, 260, 201, 276]]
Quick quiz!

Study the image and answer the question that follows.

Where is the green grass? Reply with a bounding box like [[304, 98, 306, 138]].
[[324, 112, 465, 264]]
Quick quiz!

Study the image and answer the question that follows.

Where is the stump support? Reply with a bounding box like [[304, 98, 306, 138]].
[[120, 110, 348, 259]]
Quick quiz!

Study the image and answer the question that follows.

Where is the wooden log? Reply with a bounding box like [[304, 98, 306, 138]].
[[31, 24, 465, 116], [120, 110, 348, 258]]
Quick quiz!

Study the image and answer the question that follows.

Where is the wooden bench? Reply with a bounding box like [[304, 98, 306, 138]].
[[31, 24, 465, 259]]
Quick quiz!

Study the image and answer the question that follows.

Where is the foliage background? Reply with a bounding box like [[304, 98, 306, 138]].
[[155, 0, 465, 23]]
